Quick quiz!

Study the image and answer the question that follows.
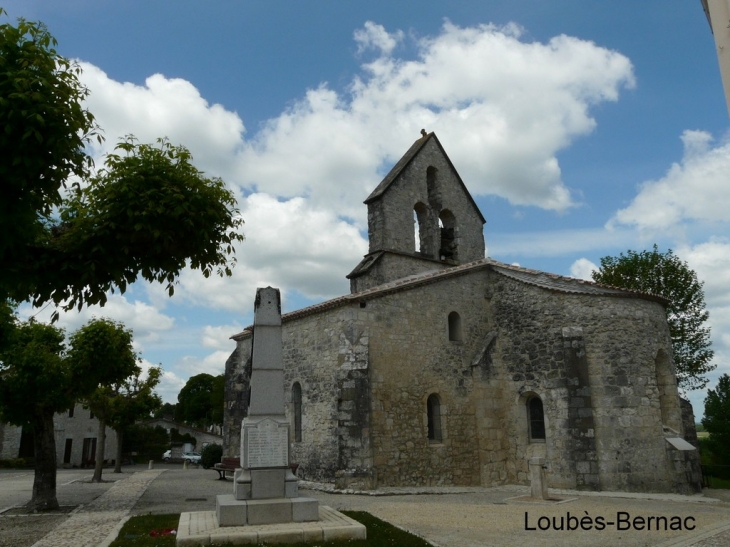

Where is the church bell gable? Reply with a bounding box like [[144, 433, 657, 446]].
[[348, 131, 486, 292]]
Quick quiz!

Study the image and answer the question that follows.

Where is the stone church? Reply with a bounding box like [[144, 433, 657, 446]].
[[223, 131, 701, 494]]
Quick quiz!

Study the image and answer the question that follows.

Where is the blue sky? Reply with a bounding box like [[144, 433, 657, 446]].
[[5, 1, 729, 418]]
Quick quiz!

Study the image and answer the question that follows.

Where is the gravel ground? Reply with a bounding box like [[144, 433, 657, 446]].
[[0, 514, 66, 547], [303, 488, 730, 547], [0, 468, 124, 547], [2, 466, 730, 547]]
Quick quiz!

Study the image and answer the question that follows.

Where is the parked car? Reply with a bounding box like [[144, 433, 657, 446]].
[[182, 451, 202, 464], [162, 449, 171, 462]]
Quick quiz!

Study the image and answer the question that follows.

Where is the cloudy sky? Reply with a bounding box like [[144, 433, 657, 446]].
[[5, 1, 729, 417]]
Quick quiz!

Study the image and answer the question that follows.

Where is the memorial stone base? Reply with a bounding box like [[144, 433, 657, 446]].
[[177, 506, 367, 546]]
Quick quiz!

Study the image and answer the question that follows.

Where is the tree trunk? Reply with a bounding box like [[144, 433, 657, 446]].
[[29, 412, 59, 512], [113, 428, 123, 473], [91, 416, 106, 482]]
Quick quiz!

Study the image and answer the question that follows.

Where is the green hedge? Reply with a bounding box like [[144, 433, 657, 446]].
[[0, 458, 31, 469]]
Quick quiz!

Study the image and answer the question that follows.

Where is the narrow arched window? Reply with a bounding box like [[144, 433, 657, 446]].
[[439, 209, 457, 261], [528, 396, 546, 442], [427, 393, 442, 442], [448, 311, 462, 342], [292, 382, 302, 443], [413, 202, 429, 254]]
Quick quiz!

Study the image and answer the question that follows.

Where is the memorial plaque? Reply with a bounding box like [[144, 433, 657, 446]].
[[245, 418, 288, 468]]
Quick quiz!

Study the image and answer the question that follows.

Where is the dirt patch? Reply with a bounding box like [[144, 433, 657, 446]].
[[0, 514, 67, 547]]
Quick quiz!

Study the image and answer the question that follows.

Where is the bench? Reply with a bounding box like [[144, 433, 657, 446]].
[[213, 457, 240, 480]]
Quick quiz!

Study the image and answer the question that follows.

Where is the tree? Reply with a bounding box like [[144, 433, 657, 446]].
[[68, 319, 140, 483], [592, 245, 714, 390], [85, 363, 162, 479], [0, 319, 70, 511], [107, 366, 162, 474], [176, 373, 224, 429], [702, 374, 730, 465], [154, 402, 177, 419], [0, 13, 244, 317], [0, 316, 136, 509]]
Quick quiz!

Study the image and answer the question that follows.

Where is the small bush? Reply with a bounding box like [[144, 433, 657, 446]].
[[201, 443, 223, 469], [0, 458, 29, 469]]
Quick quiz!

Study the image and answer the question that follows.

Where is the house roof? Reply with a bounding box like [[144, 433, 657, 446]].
[[231, 258, 668, 340], [364, 131, 487, 225]]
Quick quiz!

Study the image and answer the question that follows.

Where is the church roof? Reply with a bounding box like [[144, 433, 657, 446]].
[[231, 258, 668, 340], [364, 131, 487, 224]]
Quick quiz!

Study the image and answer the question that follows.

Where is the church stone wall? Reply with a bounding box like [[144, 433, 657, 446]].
[[282, 306, 370, 485], [223, 341, 250, 458], [366, 271, 492, 487], [489, 272, 691, 493]]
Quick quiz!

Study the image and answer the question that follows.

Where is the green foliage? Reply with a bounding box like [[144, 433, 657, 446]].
[[592, 245, 714, 390], [123, 425, 169, 462], [154, 402, 177, 419], [702, 373, 730, 464], [0, 458, 32, 469], [200, 443, 223, 469], [0, 13, 244, 317], [0, 12, 98, 265], [67, 318, 140, 397], [176, 373, 224, 428], [0, 319, 70, 427], [106, 366, 163, 432]]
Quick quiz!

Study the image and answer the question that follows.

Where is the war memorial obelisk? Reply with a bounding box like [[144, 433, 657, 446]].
[[216, 287, 319, 525], [177, 287, 365, 545]]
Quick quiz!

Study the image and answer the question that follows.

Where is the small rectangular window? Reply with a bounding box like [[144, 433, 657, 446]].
[[68, 406, 74, 418]]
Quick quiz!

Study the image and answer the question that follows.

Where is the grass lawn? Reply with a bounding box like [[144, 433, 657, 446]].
[[109, 511, 432, 547]]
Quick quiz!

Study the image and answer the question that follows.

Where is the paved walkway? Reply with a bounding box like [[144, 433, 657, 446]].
[[31, 469, 164, 547], [17, 469, 730, 547]]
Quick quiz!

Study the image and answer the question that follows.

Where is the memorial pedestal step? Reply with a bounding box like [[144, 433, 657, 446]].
[[216, 494, 319, 526]]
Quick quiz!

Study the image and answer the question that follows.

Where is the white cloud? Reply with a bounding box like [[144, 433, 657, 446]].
[[79, 20, 634, 219], [147, 193, 368, 312], [354, 21, 403, 55], [236, 21, 635, 214], [569, 258, 598, 281], [680, 239, 730, 307], [610, 131, 730, 233], [174, 350, 230, 379], [201, 324, 243, 350], [18, 293, 175, 351], [157, 368, 187, 404], [79, 63, 246, 181]]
